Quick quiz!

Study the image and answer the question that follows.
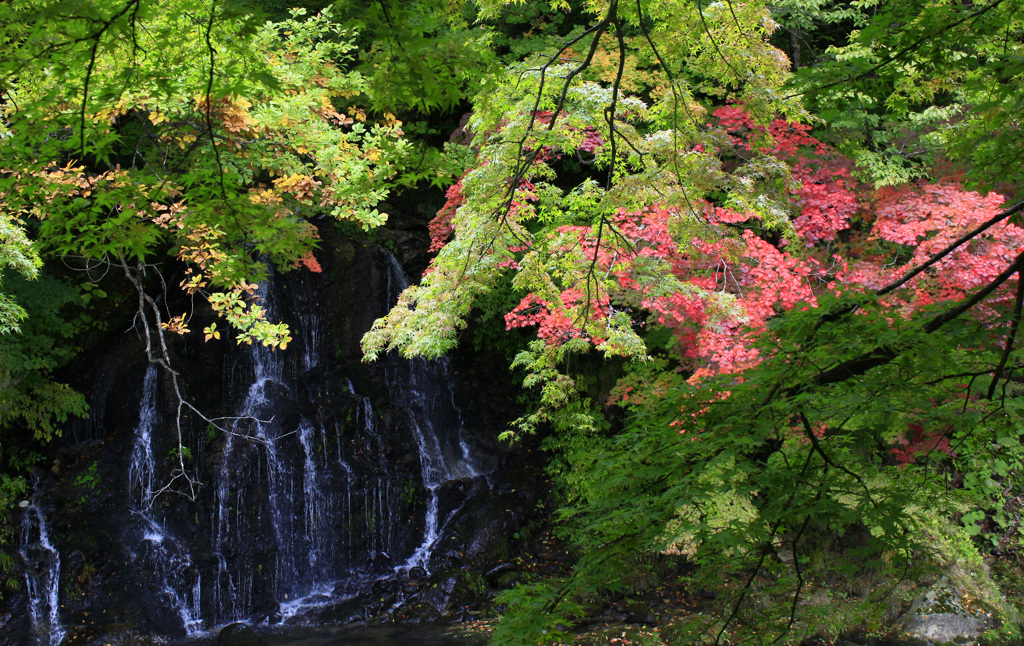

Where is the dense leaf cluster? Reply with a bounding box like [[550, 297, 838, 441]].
[[3, 0, 1024, 642]]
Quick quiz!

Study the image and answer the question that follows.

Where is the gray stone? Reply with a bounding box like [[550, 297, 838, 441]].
[[901, 612, 986, 642], [896, 577, 994, 644]]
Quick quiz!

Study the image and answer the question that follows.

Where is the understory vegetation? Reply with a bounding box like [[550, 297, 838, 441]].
[[4, 0, 1024, 643]]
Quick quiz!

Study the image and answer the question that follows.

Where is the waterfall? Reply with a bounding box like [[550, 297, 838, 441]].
[[212, 285, 287, 621], [381, 253, 487, 572], [19, 495, 65, 646], [204, 255, 491, 626], [0, 237, 510, 644], [126, 365, 203, 635], [211, 279, 360, 623]]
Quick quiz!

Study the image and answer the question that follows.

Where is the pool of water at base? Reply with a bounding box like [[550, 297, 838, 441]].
[[169, 624, 485, 646]]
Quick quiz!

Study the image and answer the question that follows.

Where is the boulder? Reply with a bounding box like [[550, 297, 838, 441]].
[[896, 576, 995, 644], [217, 622, 267, 646]]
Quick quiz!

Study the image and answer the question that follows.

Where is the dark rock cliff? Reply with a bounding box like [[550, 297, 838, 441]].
[[1, 221, 536, 645]]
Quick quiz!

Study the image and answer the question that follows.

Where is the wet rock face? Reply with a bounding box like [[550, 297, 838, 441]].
[[3, 225, 530, 644]]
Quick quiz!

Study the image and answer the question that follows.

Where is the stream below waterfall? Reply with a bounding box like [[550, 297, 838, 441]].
[[172, 624, 484, 646]]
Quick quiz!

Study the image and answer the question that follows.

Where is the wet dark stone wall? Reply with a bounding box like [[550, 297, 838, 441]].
[[1, 222, 535, 646]]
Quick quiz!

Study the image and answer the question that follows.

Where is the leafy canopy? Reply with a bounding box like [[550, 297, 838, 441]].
[[361, 0, 1024, 642]]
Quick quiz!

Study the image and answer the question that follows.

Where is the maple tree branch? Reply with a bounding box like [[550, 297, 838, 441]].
[[606, 16, 626, 192], [809, 198, 1024, 339], [633, 0, 703, 218], [798, 249, 1024, 394], [779, 498, 814, 641], [798, 411, 877, 506], [877, 198, 1024, 297], [579, 216, 606, 332], [987, 267, 1024, 400], [715, 534, 777, 645], [457, 5, 618, 288], [499, 0, 615, 218], [923, 365, 1024, 386], [923, 250, 1024, 333], [713, 443, 818, 644], [697, 0, 743, 87], [78, 0, 141, 157], [548, 0, 618, 136]]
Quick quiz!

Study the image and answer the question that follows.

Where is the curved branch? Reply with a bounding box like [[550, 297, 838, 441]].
[[795, 249, 1024, 395], [987, 267, 1024, 399], [697, 0, 743, 87], [77, 0, 141, 157], [878, 199, 1024, 297]]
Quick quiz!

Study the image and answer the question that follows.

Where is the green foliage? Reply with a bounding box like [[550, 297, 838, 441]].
[[0, 0, 408, 347], [334, 0, 499, 115], [0, 213, 41, 335], [493, 579, 580, 646], [792, 0, 1024, 191], [0, 473, 27, 596], [0, 272, 90, 443], [489, 283, 1024, 642]]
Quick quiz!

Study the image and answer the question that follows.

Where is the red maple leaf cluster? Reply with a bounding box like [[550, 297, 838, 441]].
[[431, 107, 1023, 452], [498, 108, 1021, 377]]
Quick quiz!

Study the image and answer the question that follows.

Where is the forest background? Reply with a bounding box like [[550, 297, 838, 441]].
[[3, 0, 1024, 643]]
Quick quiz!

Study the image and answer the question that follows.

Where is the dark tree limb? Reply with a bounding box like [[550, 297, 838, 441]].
[[878, 199, 1024, 297], [987, 267, 1024, 399], [790, 249, 1024, 397]]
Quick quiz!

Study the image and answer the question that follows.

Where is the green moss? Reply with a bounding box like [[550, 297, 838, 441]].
[[72, 460, 101, 506]]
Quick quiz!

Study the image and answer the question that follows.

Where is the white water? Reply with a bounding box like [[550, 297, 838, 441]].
[[127, 365, 203, 635], [202, 256, 490, 625], [381, 253, 487, 572], [211, 280, 358, 623], [20, 498, 65, 646], [212, 302, 285, 621]]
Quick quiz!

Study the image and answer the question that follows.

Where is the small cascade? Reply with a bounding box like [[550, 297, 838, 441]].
[[211, 279, 379, 624], [126, 365, 202, 635], [381, 253, 488, 572], [342, 379, 398, 565], [212, 289, 287, 621], [278, 382, 400, 622], [19, 494, 65, 646]]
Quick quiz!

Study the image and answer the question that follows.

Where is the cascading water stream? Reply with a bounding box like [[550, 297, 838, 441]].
[[126, 365, 203, 635], [277, 381, 394, 621], [211, 279, 363, 623], [381, 253, 487, 572], [20, 494, 65, 646], [212, 281, 288, 622], [205, 254, 492, 625]]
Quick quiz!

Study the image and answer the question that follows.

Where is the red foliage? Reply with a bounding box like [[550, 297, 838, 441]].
[[295, 251, 322, 273], [843, 182, 1024, 315], [427, 178, 465, 252], [434, 107, 1023, 398], [890, 423, 954, 465], [714, 104, 858, 244]]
